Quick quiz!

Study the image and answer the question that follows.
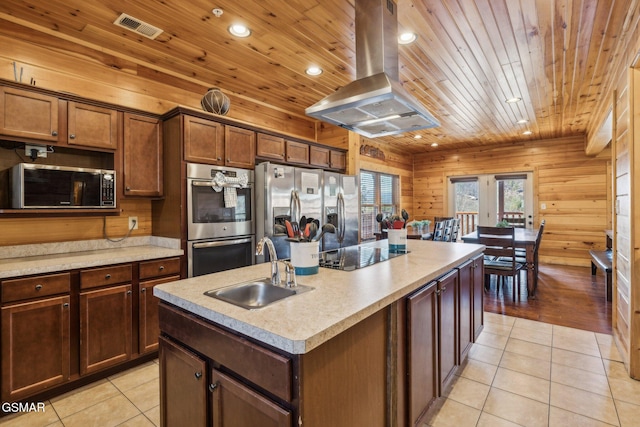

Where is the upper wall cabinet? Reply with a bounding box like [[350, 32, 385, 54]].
[[183, 115, 224, 165], [309, 146, 330, 168], [67, 102, 118, 150], [286, 140, 309, 165], [0, 87, 61, 142], [225, 125, 255, 169], [329, 150, 346, 170], [256, 133, 285, 162], [123, 113, 163, 197]]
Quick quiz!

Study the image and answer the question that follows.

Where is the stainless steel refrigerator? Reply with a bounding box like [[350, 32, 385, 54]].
[[255, 162, 323, 261], [322, 171, 360, 251]]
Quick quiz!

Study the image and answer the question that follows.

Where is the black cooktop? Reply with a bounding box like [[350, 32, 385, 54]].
[[318, 245, 409, 271]]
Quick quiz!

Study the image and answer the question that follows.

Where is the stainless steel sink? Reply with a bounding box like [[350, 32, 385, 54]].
[[204, 278, 314, 310]]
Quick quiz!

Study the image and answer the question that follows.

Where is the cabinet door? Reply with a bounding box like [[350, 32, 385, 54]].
[[330, 150, 346, 170], [309, 146, 330, 168], [139, 275, 180, 354], [406, 282, 438, 426], [79, 284, 132, 375], [285, 140, 309, 165], [457, 260, 473, 361], [211, 368, 292, 427], [184, 115, 224, 165], [225, 126, 255, 169], [123, 113, 163, 197], [472, 255, 484, 340], [438, 270, 458, 393], [0, 87, 60, 141], [159, 336, 207, 427], [67, 102, 118, 149], [256, 133, 285, 161], [1, 296, 70, 401]]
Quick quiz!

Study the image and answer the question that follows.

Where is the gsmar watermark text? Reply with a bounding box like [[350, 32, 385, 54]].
[[2, 401, 46, 413]]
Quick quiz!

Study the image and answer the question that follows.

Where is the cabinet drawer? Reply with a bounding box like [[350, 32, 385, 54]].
[[80, 264, 132, 289], [139, 257, 181, 280], [2, 273, 71, 303], [160, 304, 292, 402]]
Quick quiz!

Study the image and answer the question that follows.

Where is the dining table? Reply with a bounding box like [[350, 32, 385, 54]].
[[462, 228, 539, 298]]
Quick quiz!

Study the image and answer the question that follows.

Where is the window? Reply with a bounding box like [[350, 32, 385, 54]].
[[360, 170, 399, 240]]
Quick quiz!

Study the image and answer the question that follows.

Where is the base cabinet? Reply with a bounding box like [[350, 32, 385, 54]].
[[458, 260, 474, 361], [472, 255, 484, 340], [159, 336, 207, 427], [1, 296, 70, 401], [211, 369, 292, 427], [437, 270, 459, 393]]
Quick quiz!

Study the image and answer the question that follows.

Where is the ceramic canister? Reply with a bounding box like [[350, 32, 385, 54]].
[[388, 228, 407, 253], [290, 241, 319, 275]]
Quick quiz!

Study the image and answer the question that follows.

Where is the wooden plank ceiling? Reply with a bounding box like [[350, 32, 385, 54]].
[[0, 0, 636, 153]]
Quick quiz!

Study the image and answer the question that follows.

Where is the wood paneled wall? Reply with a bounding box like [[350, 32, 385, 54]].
[[413, 136, 611, 267]]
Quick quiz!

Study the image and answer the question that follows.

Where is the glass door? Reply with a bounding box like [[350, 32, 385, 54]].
[[449, 172, 533, 234]]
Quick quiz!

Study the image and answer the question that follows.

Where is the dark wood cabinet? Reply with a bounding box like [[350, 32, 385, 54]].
[[285, 140, 309, 164], [309, 145, 330, 168], [159, 336, 207, 427], [458, 260, 474, 361], [79, 284, 132, 375], [438, 270, 458, 393], [225, 125, 255, 169], [406, 281, 438, 426], [139, 257, 181, 354], [123, 113, 163, 197], [472, 254, 484, 340], [256, 133, 285, 161], [1, 295, 70, 401], [330, 150, 346, 170], [211, 368, 292, 427], [0, 86, 60, 142], [184, 115, 224, 165], [67, 101, 118, 150]]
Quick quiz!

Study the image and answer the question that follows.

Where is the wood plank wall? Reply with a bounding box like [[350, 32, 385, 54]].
[[0, 24, 318, 247], [413, 136, 611, 267]]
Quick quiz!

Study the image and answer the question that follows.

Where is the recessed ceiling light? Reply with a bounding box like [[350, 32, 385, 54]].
[[431, 142, 439, 147], [522, 130, 533, 135], [517, 119, 529, 124], [306, 66, 323, 76], [229, 24, 251, 38], [398, 32, 417, 45], [506, 97, 522, 103], [414, 135, 422, 139]]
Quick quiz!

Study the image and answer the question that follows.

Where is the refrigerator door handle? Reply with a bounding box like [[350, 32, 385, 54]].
[[337, 192, 346, 243], [289, 190, 301, 222]]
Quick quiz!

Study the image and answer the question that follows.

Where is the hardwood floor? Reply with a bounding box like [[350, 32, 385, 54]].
[[483, 263, 612, 334]]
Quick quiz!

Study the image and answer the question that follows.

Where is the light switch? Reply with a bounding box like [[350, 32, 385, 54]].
[[541, 203, 546, 210]]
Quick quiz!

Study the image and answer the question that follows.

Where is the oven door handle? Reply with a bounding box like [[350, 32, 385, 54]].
[[191, 181, 251, 189], [192, 238, 253, 249]]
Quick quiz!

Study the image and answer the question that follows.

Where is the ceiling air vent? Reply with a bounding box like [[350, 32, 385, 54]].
[[113, 13, 163, 40]]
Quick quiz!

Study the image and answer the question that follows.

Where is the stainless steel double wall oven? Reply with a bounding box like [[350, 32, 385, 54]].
[[186, 163, 255, 277]]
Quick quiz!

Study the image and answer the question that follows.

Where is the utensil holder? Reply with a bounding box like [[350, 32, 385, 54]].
[[388, 229, 407, 253], [290, 241, 319, 275]]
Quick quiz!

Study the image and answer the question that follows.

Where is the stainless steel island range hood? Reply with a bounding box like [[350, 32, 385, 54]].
[[305, 0, 439, 138]]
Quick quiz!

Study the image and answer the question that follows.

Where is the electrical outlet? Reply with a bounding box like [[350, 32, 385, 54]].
[[25, 144, 47, 158], [128, 216, 138, 230]]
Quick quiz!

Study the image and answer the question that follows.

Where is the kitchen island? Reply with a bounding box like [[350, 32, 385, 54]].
[[154, 239, 485, 427]]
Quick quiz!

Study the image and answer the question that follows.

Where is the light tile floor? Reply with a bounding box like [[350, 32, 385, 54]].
[[423, 312, 640, 427], [1, 312, 639, 427]]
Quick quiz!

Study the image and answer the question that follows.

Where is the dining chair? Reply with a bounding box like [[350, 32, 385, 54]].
[[432, 220, 446, 241], [497, 220, 545, 292], [476, 226, 525, 301]]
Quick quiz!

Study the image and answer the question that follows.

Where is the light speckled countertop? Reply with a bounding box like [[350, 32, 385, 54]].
[[154, 239, 484, 355], [0, 237, 183, 278]]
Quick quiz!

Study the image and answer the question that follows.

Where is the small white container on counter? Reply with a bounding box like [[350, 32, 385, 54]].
[[387, 229, 407, 253], [290, 241, 319, 275]]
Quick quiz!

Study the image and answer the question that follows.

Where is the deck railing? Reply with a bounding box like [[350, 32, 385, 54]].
[[455, 212, 478, 236]]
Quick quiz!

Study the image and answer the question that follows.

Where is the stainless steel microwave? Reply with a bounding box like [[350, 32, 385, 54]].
[[11, 163, 116, 208]]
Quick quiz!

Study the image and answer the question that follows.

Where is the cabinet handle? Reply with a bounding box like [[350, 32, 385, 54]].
[[209, 382, 219, 391], [441, 286, 447, 293], [51, 130, 58, 136], [63, 303, 69, 308], [105, 274, 111, 279], [435, 289, 441, 295], [141, 288, 146, 293], [226, 158, 230, 162], [126, 290, 132, 295], [35, 284, 43, 291], [159, 266, 165, 271], [217, 157, 221, 161], [126, 186, 131, 191], [195, 371, 202, 380], [69, 134, 76, 139]]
